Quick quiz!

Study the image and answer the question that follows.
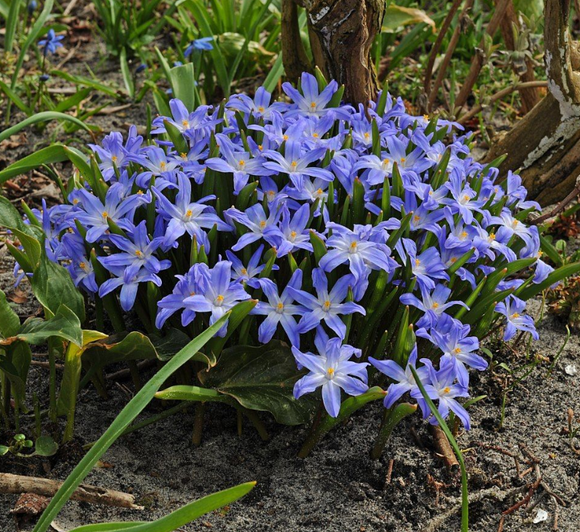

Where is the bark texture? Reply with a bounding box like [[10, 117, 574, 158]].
[[281, 0, 385, 105], [486, 0, 580, 206]]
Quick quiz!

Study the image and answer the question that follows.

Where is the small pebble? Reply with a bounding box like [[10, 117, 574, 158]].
[[565, 364, 577, 376]]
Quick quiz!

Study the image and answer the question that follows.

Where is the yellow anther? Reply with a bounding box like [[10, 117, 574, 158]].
[[111, 155, 118, 163], [313, 133, 319, 138], [443, 386, 451, 394], [383, 158, 390, 165], [310, 102, 317, 108], [327, 367, 335, 376], [185, 209, 193, 218], [135, 250, 143, 257], [181, 152, 188, 159], [432, 302, 439, 309], [463, 194, 470, 202], [259, 220, 267, 228], [454, 347, 462, 354], [291, 161, 298, 168], [415, 258, 421, 267], [241, 268, 248, 275], [290, 231, 297, 239], [364, 132, 370, 139], [137, 190, 144, 195], [258, 144, 263, 151], [239, 159, 245, 167], [316, 188, 324, 196], [160, 161, 166, 170], [511, 312, 520, 319], [283, 134, 289, 141], [413, 215, 421, 222], [216, 295, 225, 303], [460, 231, 467, 238], [79, 261, 86, 270], [102, 211, 109, 218], [423, 114, 429, 121], [489, 233, 496, 240], [277, 302, 284, 311], [258, 106, 265, 113], [400, 157, 406, 163], [450, 257, 458, 263], [323, 300, 331, 310], [182, 120, 189, 128]]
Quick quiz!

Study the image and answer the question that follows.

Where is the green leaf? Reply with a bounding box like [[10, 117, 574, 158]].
[[68, 482, 256, 532], [0, 145, 71, 185], [2, 305, 83, 347], [31, 251, 85, 322], [32, 314, 231, 532], [4, 0, 22, 53], [199, 340, 315, 425], [0, 112, 92, 143], [263, 53, 284, 93], [0, 195, 30, 232], [34, 435, 58, 457], [155, 385, 235, 404], [382, 5, 435, 33], [119, 48, 135, 98], [0, 289, 21, 338], [168, 62, 197, 112]]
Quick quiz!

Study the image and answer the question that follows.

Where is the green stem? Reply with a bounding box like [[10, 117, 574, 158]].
[[243, 409, 270, 441]]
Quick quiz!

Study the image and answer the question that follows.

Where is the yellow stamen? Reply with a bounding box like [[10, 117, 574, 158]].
[[316, 188, 324, 196], [400, 157, 406, 163], [511, 312, 520, 319], [415, 258, 421, 267], [111, 155, 118, 163], [238, 159, 245, 167], [443, 386, 451, 394], [182, 120, 189, 128], [185, 209, 193, 218], [290, 231, 297, 239], [258, 106, 265, 113], [432, 302, 439, 309], [323, 300, 331, 310], [258, 144, 263, 151], [454, 347, 461, 354], [79, 261, 86, 270], [102, 211, 109, 218], [313, 133, 319, 138], [310, 102, 317, 109], [216, 295, 224, 303], [135, 250, 143, 257], [327, 367, 335, 376], [291, 161, 298, 168], [181, 152, 188, 159], [259, 220, 267, 228], [277, 302, 284, 311], [241, 268, 248, 275], [460, 231, 467, 239], [283, 134, 289, 141]]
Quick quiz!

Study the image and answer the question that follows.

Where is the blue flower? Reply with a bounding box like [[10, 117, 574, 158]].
[[38, 29, 64, 56], [99, 266, 162, 312], [183, 261, 251, 337], [288, 268, 365, 339], [153, 174, 231, 250], [411, 357, 471, 430], [99, 221, 171, 278], [226, 245, 275, 289], [293, 333, 368, 417], [400, 284, 468, 329], [370, 345, 428, 408], [184, 36, 214, 56], [319, 223, 397, 281], [495, 296, 539, 341], [252, 270, 305, 347], [263, 204, 313, 257]]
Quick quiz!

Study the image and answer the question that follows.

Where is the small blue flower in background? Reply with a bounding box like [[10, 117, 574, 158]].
[[293, 332, 368, 417], [184, 36, 214, 57], [38, 29, 64, 56], [27, 0, 37, 14]]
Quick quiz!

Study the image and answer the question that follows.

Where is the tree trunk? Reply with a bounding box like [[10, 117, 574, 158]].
[[486, 0, 580, 206], [281, 0, 385, 105]]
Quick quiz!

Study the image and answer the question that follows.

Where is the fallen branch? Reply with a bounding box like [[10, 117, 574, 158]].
[[0, 473, 143, 510], [430, 424, 459, 469]]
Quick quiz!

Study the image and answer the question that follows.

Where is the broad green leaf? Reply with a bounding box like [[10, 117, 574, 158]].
[[34, 435, 58, 457], [0, 112, 92, 143], [199, 340, 315, 425], [168, 62, 197, 112], [31, 252, 85, 322], [0, 289, 21, 338], [382, 5, 435, 33], [263, 53, 284, 94], [2, 305, 83, 347], [32, 314, 230, 532], [68, 482, 256, 532], [0, 195, 31, 233], [150, 329, 217, 368]]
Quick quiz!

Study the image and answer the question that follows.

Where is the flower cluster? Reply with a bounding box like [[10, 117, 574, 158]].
[[28, 73, 547, 424]]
